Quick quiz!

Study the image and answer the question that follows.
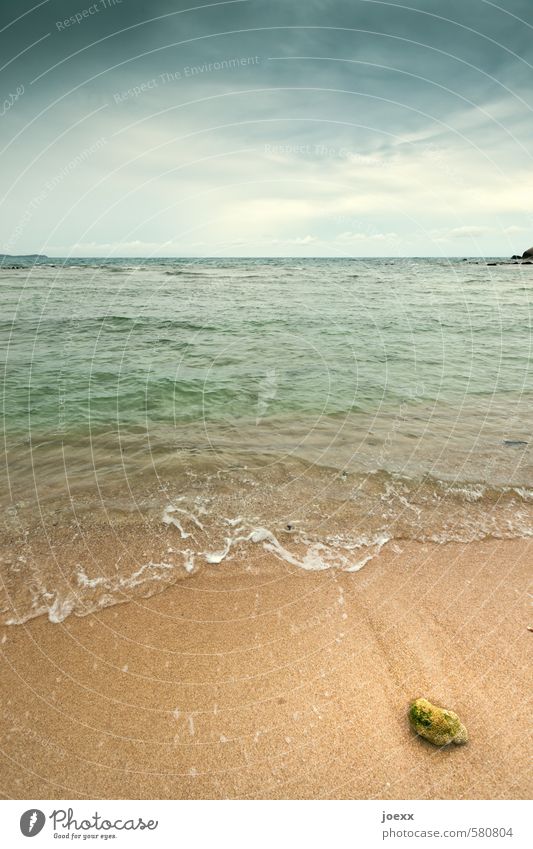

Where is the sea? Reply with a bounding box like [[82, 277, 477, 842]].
[[1, 257, 532, 623]]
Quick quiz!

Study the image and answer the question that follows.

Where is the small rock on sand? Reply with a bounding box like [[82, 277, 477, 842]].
[[409, 697, 468, 746]]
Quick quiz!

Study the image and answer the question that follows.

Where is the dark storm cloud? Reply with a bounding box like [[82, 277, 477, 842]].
[[1, 1, 532, 256], [2, 1, 532, 90], [1, 0, 528, 149]]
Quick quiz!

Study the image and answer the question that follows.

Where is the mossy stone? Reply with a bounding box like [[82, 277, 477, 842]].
[[409, 698, 468, 746]]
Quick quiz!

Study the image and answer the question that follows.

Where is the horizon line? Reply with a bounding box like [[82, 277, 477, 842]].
[[0, 254, 519, 260]]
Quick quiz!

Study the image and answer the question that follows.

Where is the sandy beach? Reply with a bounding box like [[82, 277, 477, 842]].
[[2, 0, 533, 824], [0, 536, 530, 800]]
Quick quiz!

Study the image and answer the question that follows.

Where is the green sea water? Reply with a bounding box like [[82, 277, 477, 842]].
[[2, 257, 532, 437], [1, 257, 532, 622]]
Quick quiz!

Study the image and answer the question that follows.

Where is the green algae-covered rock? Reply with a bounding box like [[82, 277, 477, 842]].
[[409, 698, 468, 746]]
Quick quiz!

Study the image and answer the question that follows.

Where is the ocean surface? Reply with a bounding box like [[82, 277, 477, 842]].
[[1, 257, 532, 623]]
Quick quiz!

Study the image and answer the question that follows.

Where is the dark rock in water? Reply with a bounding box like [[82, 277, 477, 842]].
[[503, 439, 528, 447], [509, 248, 533, 261]]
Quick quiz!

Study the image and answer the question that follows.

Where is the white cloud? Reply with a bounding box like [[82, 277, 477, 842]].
[[448, 226, 491, 239], [503, 225, 529, 235], [336, 231, 399, 242], [6, 88, 533, 257]]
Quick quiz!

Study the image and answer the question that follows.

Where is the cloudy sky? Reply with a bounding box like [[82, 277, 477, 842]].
[[1, 0, 532, 256]]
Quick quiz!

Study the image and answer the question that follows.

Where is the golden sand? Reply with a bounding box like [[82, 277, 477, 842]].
[[0, 537, 531, 799]]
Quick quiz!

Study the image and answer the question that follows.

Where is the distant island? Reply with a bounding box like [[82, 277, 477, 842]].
[[0, 254, 48, 268], [0, 254, 48, 261]]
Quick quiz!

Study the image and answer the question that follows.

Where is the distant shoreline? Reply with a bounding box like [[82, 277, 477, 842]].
[[0, 254, 527, 261]]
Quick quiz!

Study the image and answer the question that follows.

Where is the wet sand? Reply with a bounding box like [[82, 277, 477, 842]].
[[0, 537, 531, 799]]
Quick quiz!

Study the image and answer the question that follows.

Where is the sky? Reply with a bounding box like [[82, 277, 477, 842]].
[[0, 0, 532, 257]]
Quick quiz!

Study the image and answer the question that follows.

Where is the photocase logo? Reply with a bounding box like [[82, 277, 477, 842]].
[[20, 809, 45, 837]]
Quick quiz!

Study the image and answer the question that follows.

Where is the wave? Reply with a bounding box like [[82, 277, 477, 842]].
[[2, 520, 391, 625], [3, 470, 532, 626]]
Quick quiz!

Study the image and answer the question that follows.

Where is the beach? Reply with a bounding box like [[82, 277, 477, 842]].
[[1, 257, 531, 800], [0, 532, 530, 800], [2, 0, 533, 819]]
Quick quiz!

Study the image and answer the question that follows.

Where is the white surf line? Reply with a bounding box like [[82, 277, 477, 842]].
[[162, 506, 201, 539], [203, 527, 269, 564], [163, 504, 204, 537], [77, 561, 176, 589], [182, 550, 195, 573], [171, 506, 204, 530], [204, 527, 391, 572], [343, 534, 390, 572], [162, 508, 190, 539], [203, 527, 328, 570]]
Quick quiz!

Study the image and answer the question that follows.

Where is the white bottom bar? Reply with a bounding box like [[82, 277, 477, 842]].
[[2, 799, 531, 848]]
